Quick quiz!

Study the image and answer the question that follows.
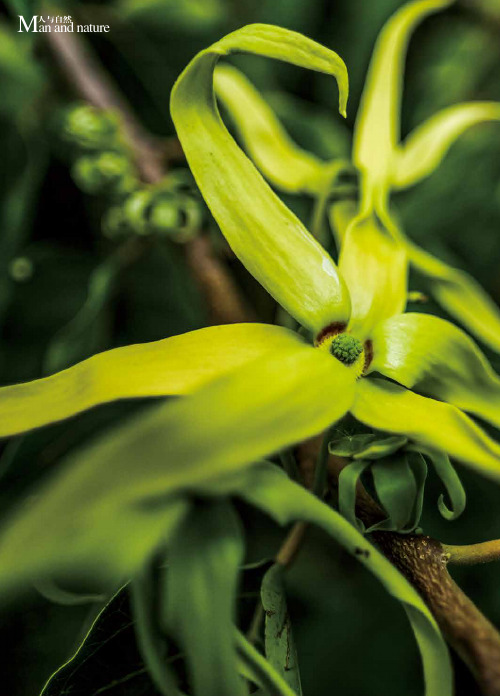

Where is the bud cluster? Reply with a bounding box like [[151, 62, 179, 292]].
[[58, 103, 204, 243]]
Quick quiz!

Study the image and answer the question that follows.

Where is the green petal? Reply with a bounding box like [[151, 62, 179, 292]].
[[394, 102, 500, 189], [370, 312, 500, 427], [339, 212, 407, 339], [328, 198, 358, 249], [165, 501, 246, 696], [0, 323, 302, 438], [237, 463, 452, 696], [0, 343, 355, 594], [170, 24, 351, 333], [353, 0, 453, 202], [352, 378, 500, 483], [214, 64, 328, 194], [410, 447, 466, 521], [405, 242, 500, 352], [369, 453, 418, 532], [338, 458, 371, 531]]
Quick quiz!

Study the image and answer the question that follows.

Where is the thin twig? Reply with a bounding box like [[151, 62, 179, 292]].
[[443, 540, 500, 566], [44, 27, 253, 324]]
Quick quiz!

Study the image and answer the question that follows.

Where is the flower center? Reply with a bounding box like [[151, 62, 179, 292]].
[[329, 333, 363, 366]]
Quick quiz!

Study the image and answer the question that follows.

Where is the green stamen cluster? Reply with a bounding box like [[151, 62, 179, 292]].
[[330, 333, 363, 366]]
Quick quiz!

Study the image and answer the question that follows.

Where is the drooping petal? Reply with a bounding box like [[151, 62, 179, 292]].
[[170, 24, 351, 333], [393, 102, 500, 189], [339, 212, 407, 339], [370, 312, 500, 427], [214, 64, 329, 194], [0, 343, 356, 594], [0, 323, 304, 438], [353, 0, 453, 200], [352, 378, 500, 483], [407, 241, 500, 352]]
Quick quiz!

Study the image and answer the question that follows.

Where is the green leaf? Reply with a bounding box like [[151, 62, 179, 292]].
[[131, 560, 184, 696], [403, 241, 500, 352], [44, 255, 119, 373], [0, 322, 302, 438], [236, 463, 452, 696], [411, 447, 465, 520], [170, 24, 351, 334], [330, 433, 408, 460], [41, 586, 187, 696], [370, 312, 500, 428], [338, 212, 408, 339], [0, 342, 355, 595], [370, 453, 418, 532], [165, 501, 246, 696], [393, 102, 500, 188], [353, 0, 454, 206], [261, 564, 302, 694], [214, 64, 328, 195], [337, 458, 371, 531], [236, 630, 297, 696], [352, 378, 500, 483]]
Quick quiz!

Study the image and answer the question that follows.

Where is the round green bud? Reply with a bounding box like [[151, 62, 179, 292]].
[[330, 333, 363, 366], [72, 151, 133, 196], [62, 104, 119, 150]]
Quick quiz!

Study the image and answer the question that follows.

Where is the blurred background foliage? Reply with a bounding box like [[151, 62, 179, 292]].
[[1, 0, 500, 694]]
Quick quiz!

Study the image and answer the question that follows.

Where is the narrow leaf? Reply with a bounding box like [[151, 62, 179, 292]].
[[166, 501, 246, 696], [261, 565, 302, 694], [131, 560, 183, 696], [237, 463, 452, 696], [236, 630, 297, 696]]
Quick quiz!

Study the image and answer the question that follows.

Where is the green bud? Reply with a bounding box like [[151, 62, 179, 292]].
[[329, 333, 363, 366], [72, 151, 134, 196], [62, 104, 119, 151]]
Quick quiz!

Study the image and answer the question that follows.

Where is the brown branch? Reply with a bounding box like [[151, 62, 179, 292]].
[[44, 26, 253, 325], [296, 435, 500, 696]]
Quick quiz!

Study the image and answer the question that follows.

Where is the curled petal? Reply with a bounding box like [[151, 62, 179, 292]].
[[0, 323, 304, 438], [394, 102, 500, 189], [170, 24, 351, 333], [214, 64, 329, 194], [352, 378, 500, 483], [370, 312, 500, 427], [408, 242, 500, 352]]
